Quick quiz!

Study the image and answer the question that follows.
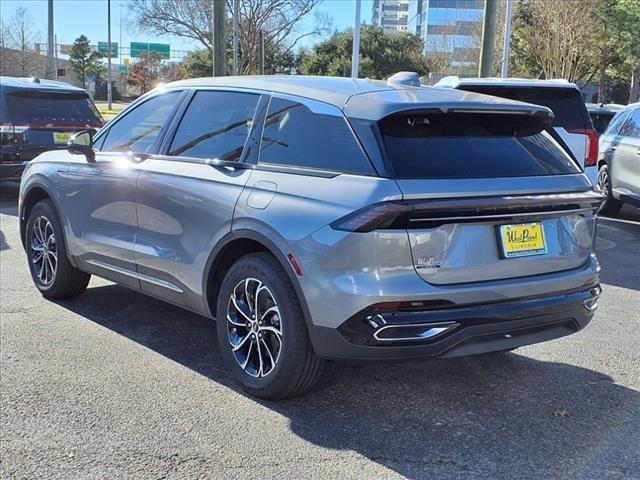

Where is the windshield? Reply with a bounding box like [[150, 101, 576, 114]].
[[2, 91, 103, 127]]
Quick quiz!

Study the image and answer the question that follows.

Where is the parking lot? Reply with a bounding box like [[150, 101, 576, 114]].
[[1, 181, 639, 479]]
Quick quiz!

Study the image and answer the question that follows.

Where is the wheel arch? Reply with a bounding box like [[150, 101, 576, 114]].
[[202, 230, 312, 327]]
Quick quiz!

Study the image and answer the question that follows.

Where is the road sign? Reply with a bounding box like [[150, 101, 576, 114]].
[[130, 42, 170, 59], [123, 58, 130, 67], [98, 42, 118, 58]]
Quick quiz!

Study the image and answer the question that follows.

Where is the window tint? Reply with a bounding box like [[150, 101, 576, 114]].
[[379, 112, 581, 179], [461, 86, 589, 130], [604, 109, 632, 136], [101, 91, 181, 154], [169, 91, 259, 160], [2, 91, 102, 126], [620, 109, 640, 138], [259, 97, 373, 174]]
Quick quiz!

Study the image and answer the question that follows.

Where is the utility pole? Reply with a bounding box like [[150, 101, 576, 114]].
[[212, 0, 226, 76], [501, 0, 513, 78], [46, 0, 55, 79], [232, 0, 239, 75], [351, 0, 361, 79], [478, 0, 498, 78], [107, 0, 112, 109], [259, 29, 264, 75]]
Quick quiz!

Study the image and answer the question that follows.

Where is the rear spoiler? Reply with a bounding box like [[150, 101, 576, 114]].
[[344, 89, 555, 124]]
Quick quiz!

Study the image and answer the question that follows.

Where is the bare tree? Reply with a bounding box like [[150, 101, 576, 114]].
[[130, 0, 330, 75], [513, 0, 600, 82], [5, 7, 43, 77]]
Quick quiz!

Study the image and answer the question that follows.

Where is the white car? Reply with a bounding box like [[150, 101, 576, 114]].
[[435, 77, 599, 185]]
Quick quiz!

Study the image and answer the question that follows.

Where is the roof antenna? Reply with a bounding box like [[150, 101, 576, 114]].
[[388, 72, 420, 87], [30, 77, 41, 83]]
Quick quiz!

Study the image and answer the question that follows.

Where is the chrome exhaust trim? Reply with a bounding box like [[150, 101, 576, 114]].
[[372, 321, 459, 342]]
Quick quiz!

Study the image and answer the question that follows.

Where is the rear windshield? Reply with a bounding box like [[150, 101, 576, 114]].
[[2, 91, 102, 126], [589, 111, 616, 133], [379, 112, 581, 179], [460, 86, 589, 130]]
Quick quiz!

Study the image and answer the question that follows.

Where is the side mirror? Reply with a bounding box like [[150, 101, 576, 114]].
[[67, 130, 95, 161]]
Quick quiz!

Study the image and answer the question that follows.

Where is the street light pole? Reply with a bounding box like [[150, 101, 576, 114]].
[[351, 0, 361, 79], [501, 0, 513, 78], [232, 0, 239, 75], [107, 0, 112, 109], [212, 0, 226, 76], [478, 0, 498, 78], [46, 0, 55, 79]]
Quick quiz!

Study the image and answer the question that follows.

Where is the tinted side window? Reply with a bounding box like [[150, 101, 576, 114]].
[[101, 91, 181, 154], [169, 91, 259, 160], [604, 109, 632, 136], [461, 86, 589, 130], [259, 97, 373, 174], [620, 109, 640, 138]]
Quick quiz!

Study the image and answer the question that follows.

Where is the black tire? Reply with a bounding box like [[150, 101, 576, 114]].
[[216, 252, 324, 399], [25, 200, 90, 299], [597, 164, 623, 217]]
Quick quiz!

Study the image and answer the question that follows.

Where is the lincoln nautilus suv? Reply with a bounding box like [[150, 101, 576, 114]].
[[19, 76, 603, 399]]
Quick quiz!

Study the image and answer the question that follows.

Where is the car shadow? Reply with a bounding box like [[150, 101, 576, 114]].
[[57, 283, 640, 479], [596, 213, 640, 292], [0, 181, 20, 218]]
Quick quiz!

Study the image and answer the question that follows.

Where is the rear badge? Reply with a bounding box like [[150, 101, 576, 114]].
[[415, 257, 442, 274]]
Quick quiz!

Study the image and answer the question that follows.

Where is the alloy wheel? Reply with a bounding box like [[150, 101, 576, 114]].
[[597, 167, 609, 193], [30, 216, 57, 286], [226, 277, 283, 378]]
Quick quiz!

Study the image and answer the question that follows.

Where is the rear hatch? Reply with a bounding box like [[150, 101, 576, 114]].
[[457, 85, 597, 172], [1, 89, 103, 161], [344, 108, 600, 286]]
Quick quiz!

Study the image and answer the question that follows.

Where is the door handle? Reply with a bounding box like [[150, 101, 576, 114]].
[[610, 146, 617, 151]]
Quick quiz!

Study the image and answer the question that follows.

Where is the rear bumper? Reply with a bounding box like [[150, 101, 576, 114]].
[[0, 161, 28, 180], [308, 286, 600, 361]]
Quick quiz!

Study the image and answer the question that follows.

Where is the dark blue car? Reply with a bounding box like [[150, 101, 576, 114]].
[[0, 76, 103, 180]]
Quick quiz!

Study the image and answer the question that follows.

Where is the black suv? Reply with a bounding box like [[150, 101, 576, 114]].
[[0, 76, 103, 180]]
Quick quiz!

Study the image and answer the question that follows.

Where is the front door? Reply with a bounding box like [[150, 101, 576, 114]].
[[62, 90, 183, 289]]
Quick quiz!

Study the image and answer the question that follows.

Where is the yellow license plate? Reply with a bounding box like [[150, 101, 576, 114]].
[[53, 132, 72, 144], [498, 222, 547, 258]]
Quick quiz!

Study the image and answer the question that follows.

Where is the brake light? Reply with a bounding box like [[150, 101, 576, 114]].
[[0, 124, 28, 146], [567, 128, 599, 167], [330, 202, 412, 232]]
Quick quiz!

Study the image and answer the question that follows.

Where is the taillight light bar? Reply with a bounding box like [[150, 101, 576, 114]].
[[0, 124, 29, 146], [567, 128, 599, 167], [330, 191, 604, 233]]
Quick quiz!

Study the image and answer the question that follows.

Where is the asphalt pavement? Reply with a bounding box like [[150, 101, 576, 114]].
[[1, 180, 639, 479]]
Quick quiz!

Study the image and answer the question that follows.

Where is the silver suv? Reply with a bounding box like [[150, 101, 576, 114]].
[[19, 76, 603, 399], [597, 102, 640, 215]]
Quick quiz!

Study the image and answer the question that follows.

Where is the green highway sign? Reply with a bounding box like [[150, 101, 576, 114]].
[[97, 42, 118, 58], [130, 42, 170, 59]]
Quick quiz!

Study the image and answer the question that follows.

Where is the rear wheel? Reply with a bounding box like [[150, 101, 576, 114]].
[[26, 200, 90, 299], [216, 252, 324, 399], [597, 164, 623, 217]]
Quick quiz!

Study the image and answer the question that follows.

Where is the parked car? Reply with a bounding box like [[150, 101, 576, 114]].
[[0, 76, 103, 181], [435, 77, 600, 185], [587, 103, 624, 133], [597, 102, 640, 215], [18, 76, 603, 399]]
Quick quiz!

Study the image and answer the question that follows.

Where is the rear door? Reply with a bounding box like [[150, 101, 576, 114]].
[[376, 109, 599, 285], [133, 89, 262, 310], [613, 108, 640, 197]]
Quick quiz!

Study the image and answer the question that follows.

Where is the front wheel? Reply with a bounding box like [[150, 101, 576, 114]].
[[25, 200, 90, 299], [216, 252, 324, 399], [597, 164, 623, 217]]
